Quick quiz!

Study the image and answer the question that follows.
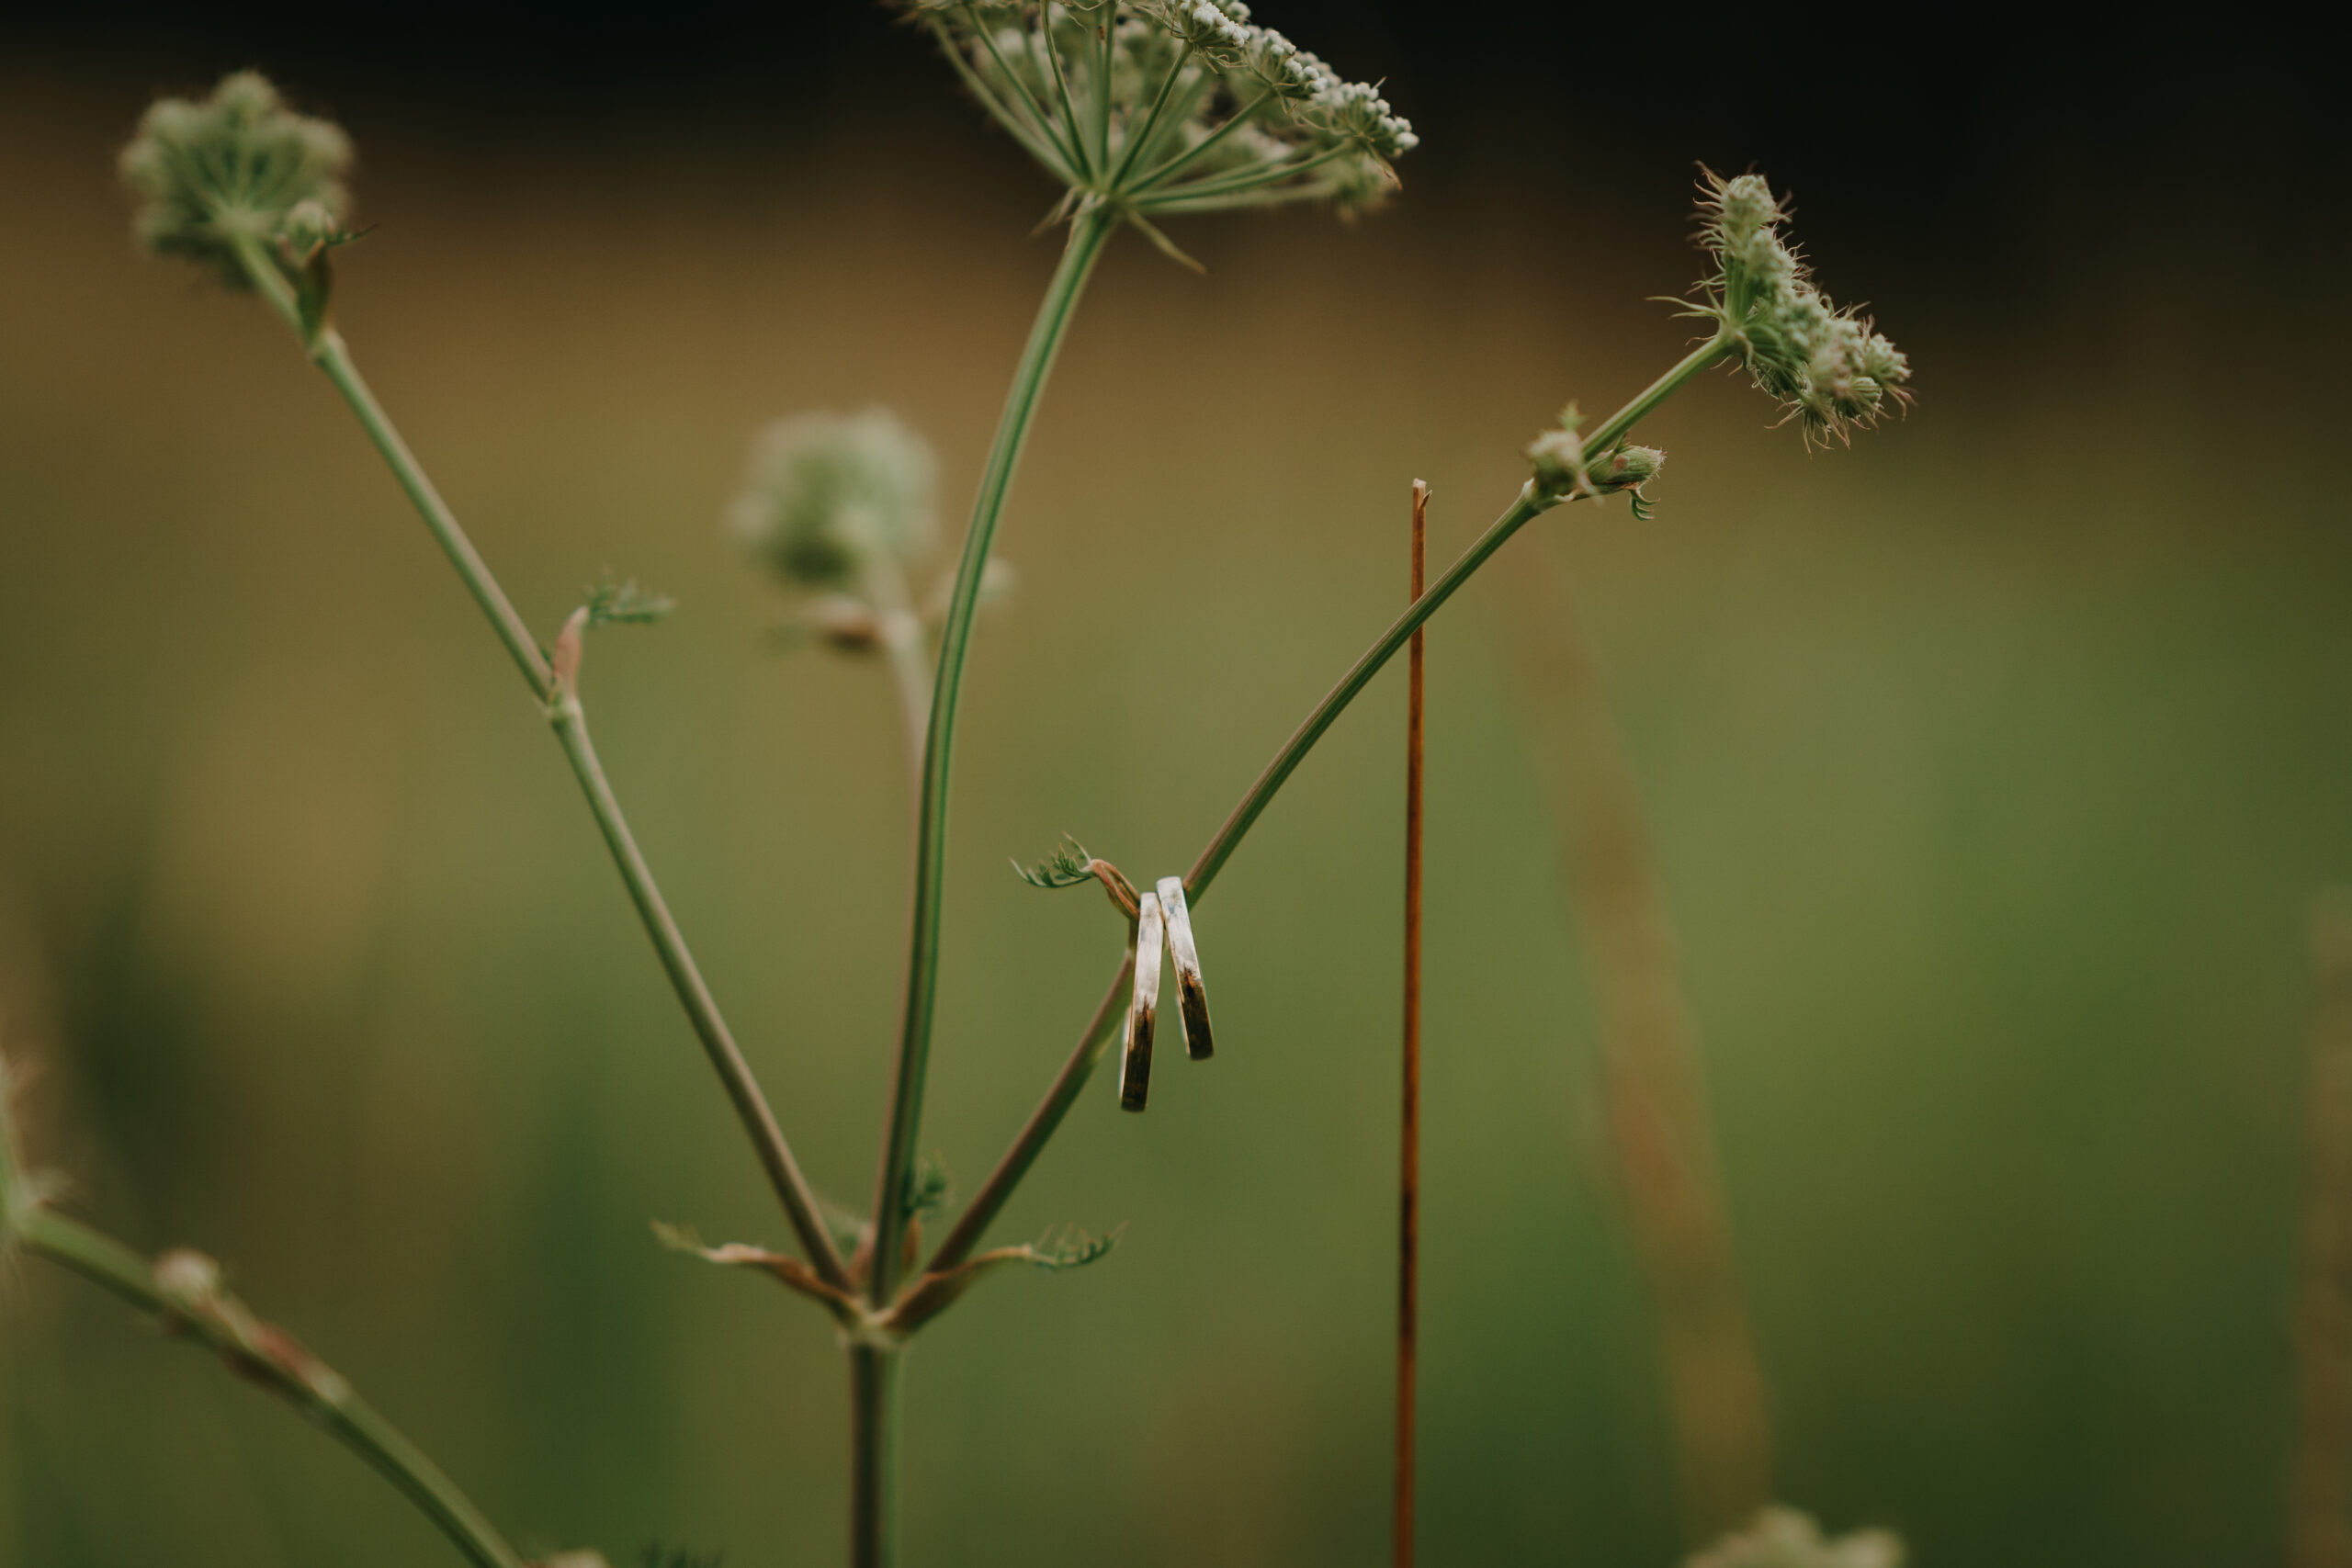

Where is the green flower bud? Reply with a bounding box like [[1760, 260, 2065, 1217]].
[[1526, 423, 1588, 501], [1589, 444, 1665, 491], [726, 409, 937, 592], [119, 71, 351, 290], [153, 1247, 226, 1312], [279, 197, 341, 256], [1527, 404, 1665, 512]]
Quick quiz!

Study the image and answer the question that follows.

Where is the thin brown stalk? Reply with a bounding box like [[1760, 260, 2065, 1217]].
[[1494, 528, 1772, 1540], [1396, 479, 1429, 1568], [2291, 890, 2352, 1568]]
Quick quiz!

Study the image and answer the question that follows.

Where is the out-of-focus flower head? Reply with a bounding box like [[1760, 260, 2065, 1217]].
[[727, 408, 938, 593], [1685, 1507, 1904, 1568], [119, 71, 352, 289], [1688, 170, 1912, 446]]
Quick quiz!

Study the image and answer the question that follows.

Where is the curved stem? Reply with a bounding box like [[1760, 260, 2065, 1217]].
[[924, 947, 1134, 1274], [1187, 335, 1729, 895], [8, 1205, 527, 1568], [861, 555, 935, 801], [927, 335, 1732, 1275], [868, 206, 1119, 1304]]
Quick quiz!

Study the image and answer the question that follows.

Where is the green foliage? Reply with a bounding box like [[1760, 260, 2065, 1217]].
[[906, 1154, 953, 1222], [1028, 1223, 1118, 1272], [815, 1196, 872, 1262], [579, 573, 676, 629], [1014, 835, 1097, 890]]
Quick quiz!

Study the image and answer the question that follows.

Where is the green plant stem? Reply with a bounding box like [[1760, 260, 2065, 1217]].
[[924, 333, 1732, 1275], [1103, 41, 1193, 192], [1134, 143, 1352, 209], [549, 684, 852, 1286], [868, 205, 1119, 1305], [231, 237, 548, 695], [925, 950, 1134, 1273], [930, 17, 1070, 179], [8, 1205, 526, 1568], [861, 556, 935, 799], [1189, 334, 1728, 895], [849, 1345, 901, 1568], [1128, 86, 1275, 193], [311, 333, 552, 695], [231, 237, 850, 1292], [1088, 4, 1114, 169], [1034, 6, 1095, 184]]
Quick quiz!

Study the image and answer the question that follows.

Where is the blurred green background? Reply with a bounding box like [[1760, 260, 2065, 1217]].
[[3, 5, 2349, 1565]]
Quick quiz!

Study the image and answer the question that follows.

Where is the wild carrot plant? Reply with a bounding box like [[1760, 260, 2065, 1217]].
[[1, 5, 1916, 1563]]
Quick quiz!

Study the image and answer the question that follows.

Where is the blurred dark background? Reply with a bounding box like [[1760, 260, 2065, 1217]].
[[3, 4, 2348, 1566]]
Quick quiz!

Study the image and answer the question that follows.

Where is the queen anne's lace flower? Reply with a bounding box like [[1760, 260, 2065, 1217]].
[[896, 0, 1417, 235]]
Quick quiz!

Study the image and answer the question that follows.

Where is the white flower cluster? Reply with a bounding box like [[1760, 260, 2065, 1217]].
[[1691, 171, 1911, 446], [899, 0, 1417, 226]]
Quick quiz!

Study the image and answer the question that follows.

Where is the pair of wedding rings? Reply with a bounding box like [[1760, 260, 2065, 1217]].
[[1118, 876, 1214, 1111]]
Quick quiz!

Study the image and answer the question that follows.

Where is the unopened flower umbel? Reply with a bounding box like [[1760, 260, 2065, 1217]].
[[1689, 170, 1912, 446], [119, 71, 351, 289], [1521, 170, 1910, 517]]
